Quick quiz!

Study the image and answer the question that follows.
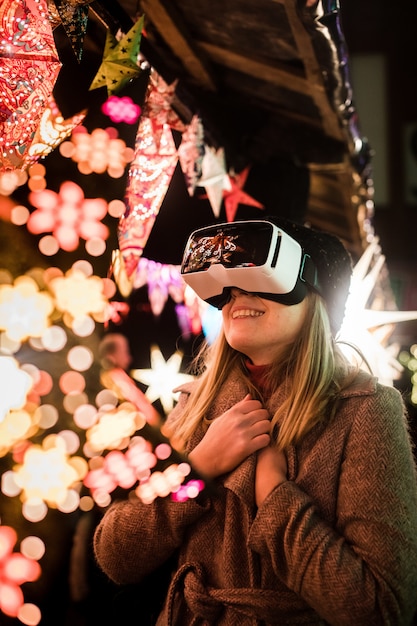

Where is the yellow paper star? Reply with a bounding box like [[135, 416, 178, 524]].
[[89, 15, 144, 95]]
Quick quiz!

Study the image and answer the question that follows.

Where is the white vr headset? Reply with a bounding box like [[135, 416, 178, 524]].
[[181, 220, 320, 308]]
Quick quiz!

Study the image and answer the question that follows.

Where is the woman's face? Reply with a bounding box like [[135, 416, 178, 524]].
[[221, 288, 308, 365]]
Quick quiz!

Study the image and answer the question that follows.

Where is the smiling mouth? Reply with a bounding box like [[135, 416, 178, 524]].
[[231, 309, 264, 319]]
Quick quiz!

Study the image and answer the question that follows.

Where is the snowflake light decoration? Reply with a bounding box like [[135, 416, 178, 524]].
[[0, 276, 54, 342], [27, 180, 109, 252], [85, 402, 147, 453], [48, 267, 110, 323], [59, 126, 134, 177]]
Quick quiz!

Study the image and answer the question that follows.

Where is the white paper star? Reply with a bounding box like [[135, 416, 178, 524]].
[[339, 238, 417, 386], [131, 345, 194, 413], [197, 146, 231, 217]]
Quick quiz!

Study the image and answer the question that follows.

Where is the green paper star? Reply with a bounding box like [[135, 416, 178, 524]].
[[89, 15, 144, 95]]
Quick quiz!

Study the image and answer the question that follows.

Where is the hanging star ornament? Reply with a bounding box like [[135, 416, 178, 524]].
[[339, 237, 417, 386], [178, 115, 205, 196], [0, 0, 62, 173], [52, 0, 91, 62], [197, 147, 231, 217], [131, 346, 194, 414], [89, 14, 144, 95], [222, 166, 264, 222], [116, 116, 178, 285]]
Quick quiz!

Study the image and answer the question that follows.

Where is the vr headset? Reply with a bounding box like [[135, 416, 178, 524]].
[[181, 220, 320, 309]]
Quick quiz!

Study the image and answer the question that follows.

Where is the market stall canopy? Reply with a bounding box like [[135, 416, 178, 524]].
[[77, 0, 371, 260]]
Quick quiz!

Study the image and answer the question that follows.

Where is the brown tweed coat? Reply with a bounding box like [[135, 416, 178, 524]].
[[94, 369, 417, 625]]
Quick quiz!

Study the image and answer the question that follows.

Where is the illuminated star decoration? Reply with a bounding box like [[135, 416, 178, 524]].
[[115, 71, 184, 290], [339, 238, 417, 386], [24, 97, 86, 170], [116, 117, 178, 282], [178, 115, 205, 196], [197, 146, 231, 217], [142, 69, 186, 142], [89, 15, 144, 95], [222, 166, 264, 222], [131, 345, 194, 414], [53, 0, 91, 62], [0, 0, 62, 173]]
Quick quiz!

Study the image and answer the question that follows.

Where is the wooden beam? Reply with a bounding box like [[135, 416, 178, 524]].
[[140, 0, 217, 91], [280, 0, 344, 141], [198, 41, 310, 96]]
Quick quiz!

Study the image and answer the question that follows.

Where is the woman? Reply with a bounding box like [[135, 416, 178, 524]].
[[94, 218, 417, 625]]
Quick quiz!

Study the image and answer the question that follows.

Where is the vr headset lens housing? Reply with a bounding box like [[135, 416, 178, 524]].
[[181, 221, 318, 308]]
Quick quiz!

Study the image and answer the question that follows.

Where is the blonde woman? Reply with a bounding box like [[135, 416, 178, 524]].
[[94, 218, 417, 625]]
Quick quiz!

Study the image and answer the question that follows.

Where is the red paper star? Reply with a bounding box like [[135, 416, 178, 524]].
[[222, 167, 264, 222]]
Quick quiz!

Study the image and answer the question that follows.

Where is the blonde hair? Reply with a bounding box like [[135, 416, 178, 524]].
[[167, 292, 356, 450]]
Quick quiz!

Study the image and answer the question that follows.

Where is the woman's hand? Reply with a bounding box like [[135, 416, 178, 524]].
[[188, 394, 271, 479], [255, 445, 288, 507]]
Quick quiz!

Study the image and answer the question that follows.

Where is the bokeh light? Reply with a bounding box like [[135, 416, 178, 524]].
[[0, 277, 54, 342]]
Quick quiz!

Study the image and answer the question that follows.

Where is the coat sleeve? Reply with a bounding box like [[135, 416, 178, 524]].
[[248, 384, 417, 626], [93, 389, 210, 586], [93, 494, 210, 585]]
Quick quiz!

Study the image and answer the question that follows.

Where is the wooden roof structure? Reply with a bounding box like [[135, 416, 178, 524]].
[[88, 0, 374, 261]]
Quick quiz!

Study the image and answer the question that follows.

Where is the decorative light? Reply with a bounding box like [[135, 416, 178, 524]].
[[0, 525, 42, 620], [131, 345, 194, 414], [48, 266, 109, 323], [102, 95, 141, 124], [118, 117, 178, 283], [398, 345, 417, 405], [135, 463, 197, 505], [89, 15, 144, 95], [0, 170, 28, 196], [0, 0, 62, 173], [85, 402, 146, 453], [339, 239, 417, 385], [0, 357, 32, 423], [23, 97, 86, 171], [133, 257, 185, 316], [27, 180, 110, 252], [0, 364, 54, 457], [0, 276, 54, 342], [10, 434, 88, 518], [84, 437, 157, 502], [59, 126, 134, 177]]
